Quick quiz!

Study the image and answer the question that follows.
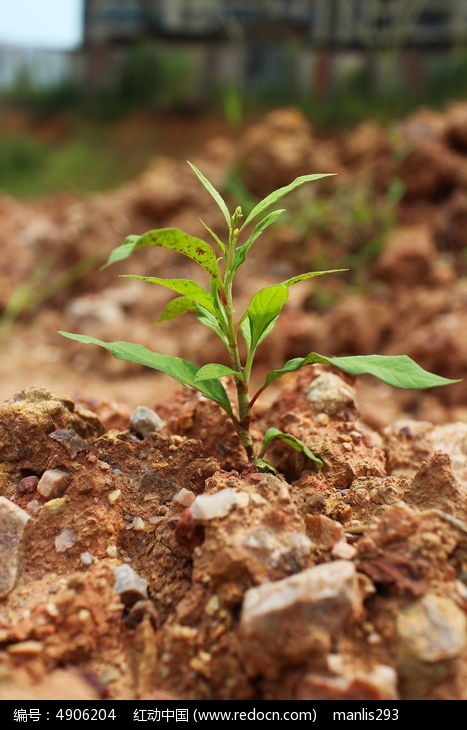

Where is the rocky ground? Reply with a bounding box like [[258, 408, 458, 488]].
[[0, 103, 466, 699]]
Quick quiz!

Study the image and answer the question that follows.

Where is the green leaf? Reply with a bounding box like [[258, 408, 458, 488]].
[[241, 174, 335, 229], [240, 317, 251, 350], [261, 353, 461, 392], [259, 427, 323, 469], [120, 276, 215, 313], [157, 297, 196, 322], [233, 209, 285, 274], [246, 285, 289, 352], [281, 269, 348, 287], [58, 332, 233, 413], [253, 458, 278, 474], [103, 228, 221, 281], [187, 161, 231, 230], [199, 218, 225, 253], [194, 363, 242, 381], [311, 353, 461, 390], [195, 305, 229, 346]]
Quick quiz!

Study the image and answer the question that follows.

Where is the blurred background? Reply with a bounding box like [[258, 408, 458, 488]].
[[0, 1, 465, 427]]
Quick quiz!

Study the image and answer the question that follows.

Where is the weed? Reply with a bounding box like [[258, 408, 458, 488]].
[[60, 165, 460, 471]]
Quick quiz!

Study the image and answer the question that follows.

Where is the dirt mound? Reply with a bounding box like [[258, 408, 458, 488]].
[[0, 370, 465, 700]]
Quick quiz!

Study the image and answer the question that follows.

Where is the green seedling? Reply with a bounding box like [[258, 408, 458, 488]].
[[60, 164, 460, 471]]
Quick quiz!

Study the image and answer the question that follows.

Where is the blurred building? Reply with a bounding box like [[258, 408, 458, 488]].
[[82, 1, 467, 47], [80, 1, 467, 100]]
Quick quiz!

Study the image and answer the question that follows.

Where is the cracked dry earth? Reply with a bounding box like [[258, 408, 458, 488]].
[[0, 367, 466, 701]]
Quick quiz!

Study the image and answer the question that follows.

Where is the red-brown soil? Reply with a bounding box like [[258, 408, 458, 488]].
[[0, 105, 466, 700]]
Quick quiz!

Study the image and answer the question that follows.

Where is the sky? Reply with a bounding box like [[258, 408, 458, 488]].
[[0, 0, 83, 50]]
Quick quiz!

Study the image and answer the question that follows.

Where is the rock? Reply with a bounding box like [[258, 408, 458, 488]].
[[403, 452, 466, 517], [239, 561, 361, 676], [43, 498, 67, 515], [0, 387, 103, 471], [398, 594, 466, 665], [132, 157, 187, 218], [305, 515, 344, 550], [49, 429, 90, 457], [113, 564, 148, 606], [129, 406, 165, 437], [37, 469, 71, 500], [189, 488, 238, 521], [331, 540, 356, 560], [238, 109, 314, 197], [173, 488, 195, 507], [307, 372, 356, 417], [80, 552, 95, 566], [397, 594, 466, 693], [54, 528, 76, 553], [297, 664, 398, 700], [17, 475, 38, 495], [0, 497, 30, 597], [376, 225, 436, 286]]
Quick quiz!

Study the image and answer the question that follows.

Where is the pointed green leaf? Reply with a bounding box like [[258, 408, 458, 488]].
[[58, 332, 232, 412], [120, 276, 215, 313], [157, 297, 196, 322], [259, 427, 323, 469], [195, 305, 229, 346], [240, 317, 251, 350], [281, 269, 348, 287], [253, 458, 278, 474], [199, 218, 225, 253], [246, 285, 289, 352], [103, 228, 221, 281], [241, 174, 335, 229], [261, 353, 460, 392], [194, 363, 242, 381], [311, 353, 461, 389], [187, 161, 231, 230], [233, 209, 285, 274]]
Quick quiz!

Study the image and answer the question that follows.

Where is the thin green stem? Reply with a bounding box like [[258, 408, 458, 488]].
[[220, 208, 255, 462]]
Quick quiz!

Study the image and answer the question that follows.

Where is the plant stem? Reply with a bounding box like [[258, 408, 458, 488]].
[[222, 210, 255, 462]]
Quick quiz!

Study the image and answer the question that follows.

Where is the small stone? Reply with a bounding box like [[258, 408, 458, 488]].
[[26, 499, 42, 515], [37, 469, 71, 500], [205, 595, 220, 615], [49, 429, 89, 457], [278, 485, 291, 503], [80, 552, 95, 566], [55, 528, 76, 553], [190, 488, 238, 521], [129, 406, 165, 437], [0, 497, 30, 597], [297, 664, 398, 700], [43, 498, 67, 515], [306, 515, 344, 550], [239, 561, 361, 675], [106, 544, 118, 558], [132, 517, 145, 531], [307, 372, 356, 417], [78, 609, 91, 621], [7, 640, 43, 656], [173, 488, 195, 507], [398, 594, 466, 665], [108, 489, 121, 505], [17, 476, 39, 495], [113, 564, 148, 606], [331, 540, 357, 560]]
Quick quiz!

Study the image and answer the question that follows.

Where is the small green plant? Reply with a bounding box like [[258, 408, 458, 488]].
[[60, 164, 459, 471]]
